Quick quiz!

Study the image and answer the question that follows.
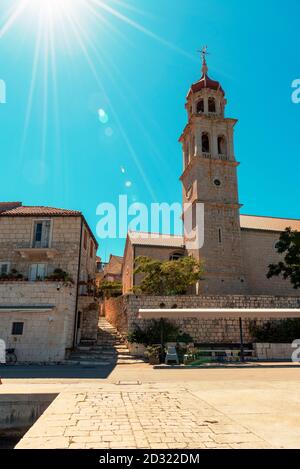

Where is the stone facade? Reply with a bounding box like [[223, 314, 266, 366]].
[[241, 229, 299, 296], [0, 205, 98, 362], [122, 243, 186, 294], [0, 282, 75, 362], [105, 294, 300, 344]]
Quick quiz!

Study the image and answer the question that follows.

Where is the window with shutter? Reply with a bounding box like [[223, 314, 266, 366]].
[[33, 220, 51, 248], [29, 263, 46, 281]]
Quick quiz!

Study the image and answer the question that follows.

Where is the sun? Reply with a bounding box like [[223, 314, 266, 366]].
[[28, 0, 80, 26]]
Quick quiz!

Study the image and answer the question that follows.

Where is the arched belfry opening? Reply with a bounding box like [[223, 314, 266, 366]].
[[208, 97, 216, 113], [196, 99, 204, 114], [218, 135, 227, 156], [202, 132, 210, 153]]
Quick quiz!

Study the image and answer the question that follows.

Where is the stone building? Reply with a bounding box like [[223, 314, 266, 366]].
[[0, 202, 98, 362], [122, 55, 300, 296], [96, 254, 123, 286]]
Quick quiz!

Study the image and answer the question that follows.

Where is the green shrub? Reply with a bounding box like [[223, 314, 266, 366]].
[[127, 320, 193, 346], [249, 319, 300, 343]]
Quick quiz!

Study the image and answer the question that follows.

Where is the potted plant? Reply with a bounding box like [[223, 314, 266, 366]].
[[127, 327, 147, 356], [46, 268, 74, 285], [146, 345, 161, 365]]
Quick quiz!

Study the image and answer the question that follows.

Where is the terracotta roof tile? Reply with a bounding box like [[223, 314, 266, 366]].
[[189, 73, 225, 96], [0, 205, 81, 217]]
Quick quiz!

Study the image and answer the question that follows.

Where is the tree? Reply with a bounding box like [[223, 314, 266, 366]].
[[133, 255, 204, 295], [267, 228, 300, 289], [97, 281, 122, 299]]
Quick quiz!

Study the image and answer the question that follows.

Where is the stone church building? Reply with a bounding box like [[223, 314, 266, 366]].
[[122, 54, 300, 296]]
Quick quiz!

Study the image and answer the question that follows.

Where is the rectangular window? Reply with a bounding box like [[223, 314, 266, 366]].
[[192, 203, 197, 230], [90, 240, 94, 259], [218, 228, 222, 244], [83, 230, 87, 250], [12, 322, 24, 335], [33, 220, 51, 248], [0, 262, 10, 275], [29, 263, 46, 281]]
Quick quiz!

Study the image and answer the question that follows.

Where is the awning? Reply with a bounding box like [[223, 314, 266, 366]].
[[138, 308, 300, 320], [0, 305, 55, 312]]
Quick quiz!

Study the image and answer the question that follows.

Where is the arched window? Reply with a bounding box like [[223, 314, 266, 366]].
[[196, 99, 204, 114], [217, 135, 227, 156], [169, 252, 184, 261], [208, 97, 216, 113], [202, 132, 210, 153]]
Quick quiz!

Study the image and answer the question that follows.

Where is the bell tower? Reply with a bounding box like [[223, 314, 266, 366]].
[[180, 48, 246, 294]]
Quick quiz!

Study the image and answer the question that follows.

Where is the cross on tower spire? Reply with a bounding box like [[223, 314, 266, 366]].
[[197, 45, 209, 76]]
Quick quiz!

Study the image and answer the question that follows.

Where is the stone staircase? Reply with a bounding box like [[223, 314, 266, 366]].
[[67, 318, 145, 366]]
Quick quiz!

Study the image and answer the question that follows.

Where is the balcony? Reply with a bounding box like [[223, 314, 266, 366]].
[[199, 153, 230, 162], [15, 247, 59, 260], [202, 152, 211, 159], [218, 154, 229, 161]]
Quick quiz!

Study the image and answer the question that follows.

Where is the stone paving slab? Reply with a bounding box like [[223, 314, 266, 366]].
[[15, 384, 272, 449]]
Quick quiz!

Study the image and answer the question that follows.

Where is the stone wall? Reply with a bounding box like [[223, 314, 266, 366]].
[[253, 343, 294, 360], [105, 294, 300, 344], [0, 282, 76, 362], [78, 296, 99, 341], [104, 297, 128, 336]]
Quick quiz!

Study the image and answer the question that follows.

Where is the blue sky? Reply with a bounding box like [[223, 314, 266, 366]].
[[0, 0, 299, 260]]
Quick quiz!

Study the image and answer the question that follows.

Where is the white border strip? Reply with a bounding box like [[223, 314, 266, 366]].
[[138, 308, 300, 319]]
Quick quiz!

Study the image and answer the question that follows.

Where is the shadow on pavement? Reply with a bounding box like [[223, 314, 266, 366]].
[[0, 363, 116, 379]]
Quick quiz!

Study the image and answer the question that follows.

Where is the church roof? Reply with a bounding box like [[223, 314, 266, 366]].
[[128, 231, 185, 248], [190, 72, 225, 96], [188, 49, 225, 97], [128, 215, 300, 250], [240, 215, 300, 232]]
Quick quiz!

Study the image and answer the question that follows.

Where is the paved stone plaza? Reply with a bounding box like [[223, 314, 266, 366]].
[[2, 365, 300, 449], [15, 383, 271, 449]]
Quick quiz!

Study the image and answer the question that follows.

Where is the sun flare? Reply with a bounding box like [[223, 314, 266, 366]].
[[0, 0, 193, 199]]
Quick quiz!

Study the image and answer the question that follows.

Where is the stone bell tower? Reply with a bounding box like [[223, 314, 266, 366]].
[[180, 48, 246, 294]]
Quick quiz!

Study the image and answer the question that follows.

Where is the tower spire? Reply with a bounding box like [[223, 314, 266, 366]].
[[198, 45, 209, 76]]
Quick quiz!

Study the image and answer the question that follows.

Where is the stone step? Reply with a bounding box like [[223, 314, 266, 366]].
[[67, 318, 143, 366]]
